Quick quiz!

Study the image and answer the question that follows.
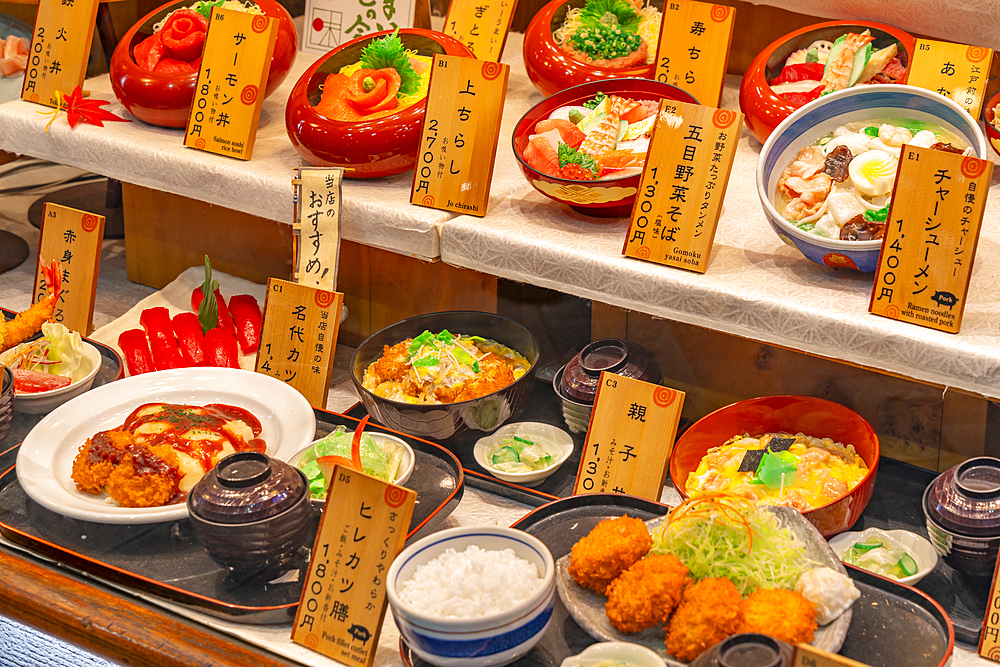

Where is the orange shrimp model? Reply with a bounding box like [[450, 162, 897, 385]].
[[578, 96, 639, 159], [0, 260, 62, 354]]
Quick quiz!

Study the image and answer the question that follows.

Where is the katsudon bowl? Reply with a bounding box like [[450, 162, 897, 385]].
[[758, 85, 986, 272], [284, 29, 473, 178], [351, 312, 540, 447]]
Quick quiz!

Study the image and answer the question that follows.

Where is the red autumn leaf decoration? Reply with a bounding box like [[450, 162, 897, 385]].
[[62, 86, 130, 127]]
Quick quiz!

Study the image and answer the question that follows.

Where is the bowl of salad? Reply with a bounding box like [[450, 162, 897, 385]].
[[0, 323, 103, 414], [110, 0, 297, 127], [287, 426, 415, 508], [740, 21, 914, 145], [473, 422, 575, 486], [285, 29, 473, 178], [828, 527, 937, 585], [513, 78, 697, 218], [522, 0, 663, 97]]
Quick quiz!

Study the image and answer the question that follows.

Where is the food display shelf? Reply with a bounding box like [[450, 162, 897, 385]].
[[0, 407, 464, 625]]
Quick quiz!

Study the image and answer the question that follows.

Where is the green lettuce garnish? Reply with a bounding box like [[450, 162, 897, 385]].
[[577, 0, 641, 32], [197, 255, 219, 335], [359, 29, 420, 97], [558, 143, 600, 176]]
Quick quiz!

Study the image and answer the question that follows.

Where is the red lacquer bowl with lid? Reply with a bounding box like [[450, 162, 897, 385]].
[[523, 0, 658, 97], [284, 29, 473, 179], [109, 0, 297, 128], [983, 89, 1000, 158], [670, 395, 880, 538], [739, 20, 914, 144]]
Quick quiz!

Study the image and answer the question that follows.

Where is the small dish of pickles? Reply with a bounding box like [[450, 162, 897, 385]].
[[473, 422, 575, 487], [828, 526, 938, 585]]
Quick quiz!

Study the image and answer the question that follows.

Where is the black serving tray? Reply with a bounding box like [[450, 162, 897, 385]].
[[0, 408, 464, 624], [400, 494, 954, 667]]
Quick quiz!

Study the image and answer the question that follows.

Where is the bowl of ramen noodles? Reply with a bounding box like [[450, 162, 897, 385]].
[[757, 84, 987, 272], [513, 78, 696, 217], [523, 0, 663, 97], [352, 311, 540, 446], [670, 395, 880, 537], [740, 21, 914, 144], [983, 90, 1000, 159], [110, 0, 297, 127], [285, 29, 473, 178]]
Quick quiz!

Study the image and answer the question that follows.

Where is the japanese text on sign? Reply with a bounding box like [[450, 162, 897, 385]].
[[294, 167, 344, 291], [654, 0, 735, 107], [979, 551, 1000, 660], [300, 0, 416, 54], [443, 0, 518, 62], [908, 39, 993, 119], [21, 0, 99, 107]]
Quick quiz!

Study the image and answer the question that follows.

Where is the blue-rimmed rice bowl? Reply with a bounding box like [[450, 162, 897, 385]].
[[757, 85, 986, 272], [387, 526, 555, 667]]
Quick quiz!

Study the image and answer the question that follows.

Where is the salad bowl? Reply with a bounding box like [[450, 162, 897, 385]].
[[110, 0, 297, 127], [473, 422, 575, 486], [9, 341, 102, 414]]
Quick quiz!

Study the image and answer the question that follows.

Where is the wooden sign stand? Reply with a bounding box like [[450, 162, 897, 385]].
[[21, 0, 99, 108]]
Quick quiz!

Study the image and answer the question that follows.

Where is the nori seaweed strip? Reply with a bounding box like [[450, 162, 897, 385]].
[[738, 449, 766, 472], [766, 435, 795, 452]]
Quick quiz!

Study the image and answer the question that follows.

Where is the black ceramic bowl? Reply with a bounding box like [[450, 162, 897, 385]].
[[0, 366, 12, 441], [351, 311, 540, 446], [187, 452, 312, 578]]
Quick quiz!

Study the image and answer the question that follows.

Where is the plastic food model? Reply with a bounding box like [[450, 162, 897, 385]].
[[110, 0, 297, 127], [285, 28, 472, 178], [523, 0, 662, 96], [0, 35, 28, 78]]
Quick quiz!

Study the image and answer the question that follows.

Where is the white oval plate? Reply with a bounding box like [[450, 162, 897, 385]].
[[16, 367, 316, 524]]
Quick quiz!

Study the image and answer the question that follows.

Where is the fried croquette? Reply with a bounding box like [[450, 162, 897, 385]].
[[73, 431, 182, 507], [71, 429, 134, 494], [665, 577, 743, 662], [569, 516, 653, 594], [605, 554, 690, 633], [740, 588, 817, 645]]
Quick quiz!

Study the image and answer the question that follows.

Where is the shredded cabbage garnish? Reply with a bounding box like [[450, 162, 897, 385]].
[[650, 494, 818, 596], [0, 322, 87, 380], [297, 426, 403, 498]]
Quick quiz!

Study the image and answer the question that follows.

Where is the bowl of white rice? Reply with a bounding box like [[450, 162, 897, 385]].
[[387, 526, 556, 667]]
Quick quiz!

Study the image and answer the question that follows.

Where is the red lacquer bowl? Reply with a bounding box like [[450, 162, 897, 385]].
[[739, 21, 914, 144], [523, 0, 657, 97], [285, 29, 473, 179], [512, 78, 697, 218], [669, 395, 880, 538], [109, 0, 297, 128], [984, 90, 1000, 158]]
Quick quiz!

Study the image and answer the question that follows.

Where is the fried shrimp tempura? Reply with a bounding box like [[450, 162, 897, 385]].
[[605, 554, 690, 633], [665, 577, 743, 662], [569, 515, 652, 594], [740, 588, 817, 645]]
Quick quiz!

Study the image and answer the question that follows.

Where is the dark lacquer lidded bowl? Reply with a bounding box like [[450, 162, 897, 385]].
[[188, 451, 311, 576], [0, 367, 13, 441], [923, 456, 1000, 578], [560, 338, 662, 404]]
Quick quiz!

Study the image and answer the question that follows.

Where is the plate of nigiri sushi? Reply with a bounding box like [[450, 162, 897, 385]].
[[0, 14, 31, 104]]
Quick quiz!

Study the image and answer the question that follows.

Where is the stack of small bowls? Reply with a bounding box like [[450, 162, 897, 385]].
[[553, 339, 662, 434]]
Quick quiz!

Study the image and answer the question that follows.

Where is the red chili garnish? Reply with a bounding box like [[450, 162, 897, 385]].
[[351, 415, 370, 472]]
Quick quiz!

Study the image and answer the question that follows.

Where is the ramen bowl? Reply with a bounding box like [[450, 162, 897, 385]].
[[522, 0, 660, 97], [285, 29, 473, 178], [758, 85, 987, 272], [670, 395, 880, 537], [352, 311, 540, 447], [513, 78, 697, 217], [740, 20, 914, 144], [109, 0, 297, 127]]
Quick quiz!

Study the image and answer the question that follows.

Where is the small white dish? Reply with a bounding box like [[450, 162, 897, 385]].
[[10, 341, 103, 414], [560, 642, 665, 667], [286, 431, 415, 507], [474, 422, 575, 487], [829, 527, 938, 586]]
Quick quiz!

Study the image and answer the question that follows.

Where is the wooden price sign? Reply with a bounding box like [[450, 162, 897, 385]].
[[183, 8, 278, 160], [653, 0, 735, 108], [292, 464, 416, 667], [869, 146, 993, 334], [573, 373, 684, 501], [793, 645, 871, 667], [293, 167, 344, 292], [36, 203, 104, 336], [20, 0, 99, 107], [979, 550, 1000, 661], [622, 102, 741, 273], [410, 55, 509, 216], [255, 278, 344, 408], [443, 0, 518, 62], [907, 39, 994, 119], [300, 0, 417, 55]]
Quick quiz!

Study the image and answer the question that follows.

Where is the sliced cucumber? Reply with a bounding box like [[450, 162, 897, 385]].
[[852, 539, 883, 553], [492, 446, 520, 465], [848, 42, 872, 87], [578, 97, 609, 134], [821, 34, 847, 83], [898, 553, 919, 576]]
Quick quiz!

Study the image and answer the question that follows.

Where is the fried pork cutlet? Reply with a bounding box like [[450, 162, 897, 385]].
[[605, 554, 690, 633], [72, 430, 183, 508], [568, 515, 653, 595], [435, 353, 516, 403], [740, 587, 817, 645], [665, 577, 743, 662], [71, 429, 134, 494], [366, 341, 410, 386]]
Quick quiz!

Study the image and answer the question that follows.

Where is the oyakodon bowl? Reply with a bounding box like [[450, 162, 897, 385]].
[[512, 78, 697, 218], [669, 395, 880, 538], [352, 311, 540, 447], [757, 85, 987, 272], [522, 0, 659, 97], [387, 526, 555, 667], [285, 29, 473, 178], [984, 90, 1000, 158], [109, 0, 297, 127], [739, 21, 914, 144]]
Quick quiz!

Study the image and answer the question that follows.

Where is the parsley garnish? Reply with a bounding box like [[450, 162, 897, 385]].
[[358, 29, 420, 97], [558, 143, 600, 177]]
